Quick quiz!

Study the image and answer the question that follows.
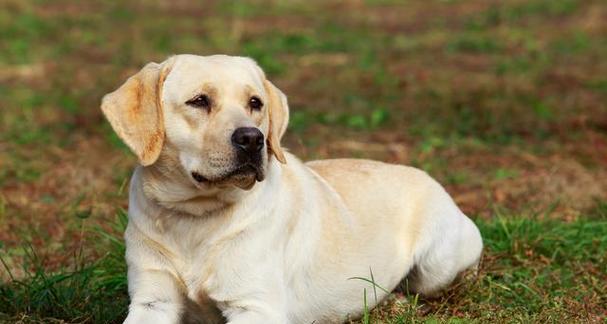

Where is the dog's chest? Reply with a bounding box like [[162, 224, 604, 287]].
[[173, 245, 227, 323], [166, 227, 241, 298], [171, 239, 220, 293], [146, 202, 285, 319], [169, 223, 277, 305]]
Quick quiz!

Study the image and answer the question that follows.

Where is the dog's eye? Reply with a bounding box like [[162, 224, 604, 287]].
[[186, 94, 211, 109], [248, 96, 263, 111]]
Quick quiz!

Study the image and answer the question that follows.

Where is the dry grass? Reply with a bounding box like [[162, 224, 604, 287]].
[[1, 0, 606, 322]]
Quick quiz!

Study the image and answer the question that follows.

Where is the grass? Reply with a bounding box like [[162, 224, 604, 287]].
[[1, 212, 605, 323], [359, 213, 607, 323], [1, 0, 606, 322], [0, 211, 128, 323]]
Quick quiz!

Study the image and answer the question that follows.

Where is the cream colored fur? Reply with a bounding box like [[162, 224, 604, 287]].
[[101, 54, 483, 324]]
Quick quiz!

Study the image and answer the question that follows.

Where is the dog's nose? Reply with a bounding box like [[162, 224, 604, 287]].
[[231, 127, 264, 155]]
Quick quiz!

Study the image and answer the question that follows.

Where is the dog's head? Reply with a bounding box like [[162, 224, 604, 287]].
[[101, 54, 288, 191]]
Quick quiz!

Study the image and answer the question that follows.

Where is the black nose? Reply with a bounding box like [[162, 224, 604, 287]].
[[231, 127, 264, 155]]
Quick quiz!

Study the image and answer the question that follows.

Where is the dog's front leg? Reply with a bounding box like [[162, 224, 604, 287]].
[[123, 269, 184, 324]]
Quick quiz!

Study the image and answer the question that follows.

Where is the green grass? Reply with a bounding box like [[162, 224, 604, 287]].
[[1, 0, 606, 322], [0, 212, 128, 324], [1, 212, 605, 323]]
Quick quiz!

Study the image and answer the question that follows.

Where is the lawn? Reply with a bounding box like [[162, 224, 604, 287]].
[[1, 0, 606, 323]]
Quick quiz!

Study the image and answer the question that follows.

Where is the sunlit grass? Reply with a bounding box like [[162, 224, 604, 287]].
[[1, 0, 606, 322]]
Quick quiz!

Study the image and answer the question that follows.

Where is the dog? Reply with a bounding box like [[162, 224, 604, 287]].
[[101, 54, 483, 324]]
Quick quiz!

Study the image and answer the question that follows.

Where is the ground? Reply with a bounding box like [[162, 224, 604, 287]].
[[0, 0, 606, 323]]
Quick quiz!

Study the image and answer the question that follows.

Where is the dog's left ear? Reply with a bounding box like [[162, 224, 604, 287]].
[[264, 80, 289, 164], [101, 60, 173, 166]]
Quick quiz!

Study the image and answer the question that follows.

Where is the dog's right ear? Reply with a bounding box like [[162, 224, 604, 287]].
[[101, 61, 173, 166]]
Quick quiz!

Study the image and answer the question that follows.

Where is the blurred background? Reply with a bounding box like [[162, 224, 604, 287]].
[[0, 0, 606, 323]]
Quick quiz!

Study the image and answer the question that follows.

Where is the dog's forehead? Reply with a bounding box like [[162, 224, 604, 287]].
[[165, 55, 264, 97]]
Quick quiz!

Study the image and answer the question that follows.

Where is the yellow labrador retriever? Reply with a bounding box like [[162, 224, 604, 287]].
[[101, 54, 483, 324]]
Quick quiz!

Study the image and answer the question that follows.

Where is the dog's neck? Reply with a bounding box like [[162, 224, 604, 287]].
[[136, 150, 272, 218]]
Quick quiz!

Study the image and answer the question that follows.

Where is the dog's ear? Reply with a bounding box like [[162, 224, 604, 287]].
[[264, 80, 289, 164], [101, 61, 173, 166]]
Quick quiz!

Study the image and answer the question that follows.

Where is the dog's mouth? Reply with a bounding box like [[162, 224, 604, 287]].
[[191, 164, 264, 190]]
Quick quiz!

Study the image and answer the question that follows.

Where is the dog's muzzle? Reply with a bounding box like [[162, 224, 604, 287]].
[[189, 127, 265, 187]]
